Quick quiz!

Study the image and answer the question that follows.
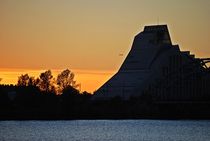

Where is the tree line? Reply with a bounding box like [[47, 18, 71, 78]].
[[17, 69, 80, 95], [0, 69, 93, 119], [1, 69, 210, 119]]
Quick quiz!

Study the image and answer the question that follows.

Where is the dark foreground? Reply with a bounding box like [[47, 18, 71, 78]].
[[1, 85, 210, 120], [1, 98, 210, 120]]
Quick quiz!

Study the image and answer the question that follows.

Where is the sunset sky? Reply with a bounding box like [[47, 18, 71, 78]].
[[0, 0, 210, 93]]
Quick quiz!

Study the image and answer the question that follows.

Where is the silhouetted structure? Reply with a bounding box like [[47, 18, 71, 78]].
[[93, 25, 210, 101]]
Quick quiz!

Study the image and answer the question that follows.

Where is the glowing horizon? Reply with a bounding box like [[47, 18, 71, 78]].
[[0, 68, 115, 93]]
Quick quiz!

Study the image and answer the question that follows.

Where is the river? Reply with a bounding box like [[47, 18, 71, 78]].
[[0, 120, 210, 141]]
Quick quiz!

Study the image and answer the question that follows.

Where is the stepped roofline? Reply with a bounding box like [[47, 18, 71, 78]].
[[93, 24, 210, 101]]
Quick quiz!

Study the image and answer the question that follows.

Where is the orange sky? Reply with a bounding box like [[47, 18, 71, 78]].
[[0, 68, 115, 93], [0, 0, 210, 92]]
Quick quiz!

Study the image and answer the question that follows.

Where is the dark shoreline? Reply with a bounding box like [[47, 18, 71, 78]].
[[1, 103, 210, 120], [1, 85, 210, 121]]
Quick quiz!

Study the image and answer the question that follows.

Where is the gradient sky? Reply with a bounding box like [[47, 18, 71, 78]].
[[0, 0, 210, 92]]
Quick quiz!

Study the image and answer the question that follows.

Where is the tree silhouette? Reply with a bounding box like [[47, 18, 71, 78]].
[[57, 69, 78, 93], [28, 76, 38, 86], [38, 70, 54, 93], [17, 74, 38, 87], [17, 74, 30, 86]]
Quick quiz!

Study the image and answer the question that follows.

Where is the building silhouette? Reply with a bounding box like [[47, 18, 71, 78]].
[[93, 25, 210, 101]]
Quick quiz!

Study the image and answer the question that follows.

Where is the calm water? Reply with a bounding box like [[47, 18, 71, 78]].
[[0, 120, 210, 141]]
